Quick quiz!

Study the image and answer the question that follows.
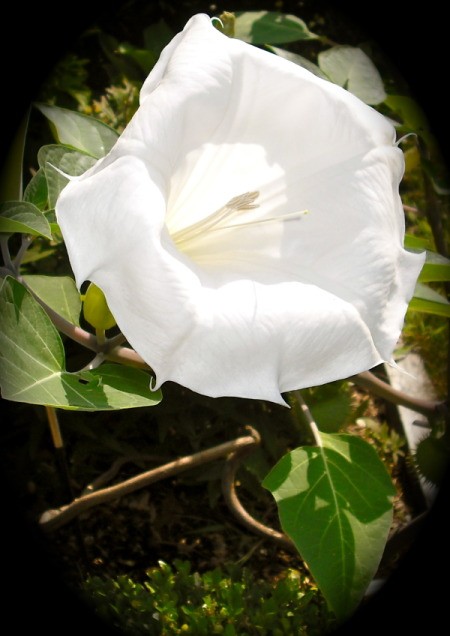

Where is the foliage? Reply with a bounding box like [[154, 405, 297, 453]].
[[83, 559, 336, 635], [86, 79, 140, 133], [414, 433, 450, 486], [263, 433, 395, 620], [37, 54, 92, 110], [0, 5, 448, 630], [355, 418, 406, 472]]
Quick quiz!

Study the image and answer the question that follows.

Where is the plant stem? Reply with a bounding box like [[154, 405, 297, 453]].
[[292, 390, 323, 447], [221, 436, 295, 551], [10, 265, 446, 418], [0, 235, 14, 272], [45, 406, 64, 449], [351, 370, 445, 418], [95, 328, 106, 347], [13, 235, 33, 269], [39, 430, 260, 532], [105, 344, 149, 369]]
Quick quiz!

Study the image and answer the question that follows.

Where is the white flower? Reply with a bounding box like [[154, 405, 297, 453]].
[[56, 14, 424, 405]]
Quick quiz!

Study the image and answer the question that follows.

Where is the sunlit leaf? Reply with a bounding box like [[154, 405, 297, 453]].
[[267, 46, 328, 78], [0, 201, 52, 239], [234, 11, 317, 44], [409, 282, 450, 317], [0, 277, 162, 410], [263, 433, 395, 620], [318, 46, 386, 105], [418, 251, 450, 283], [404, 234, 434, 251], [36, 103, 119, 158], [38, 144, 96, 208], [23, 275, 82, 326]]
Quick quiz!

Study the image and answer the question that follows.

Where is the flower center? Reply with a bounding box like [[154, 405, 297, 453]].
[[171, 191, 309, 250], [171, 191, 260, 247]]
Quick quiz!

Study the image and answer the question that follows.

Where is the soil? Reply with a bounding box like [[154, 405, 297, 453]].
[[0, 380, 427, 635]]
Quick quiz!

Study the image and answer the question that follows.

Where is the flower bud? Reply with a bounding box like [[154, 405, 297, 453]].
[[83, 282, 116, 331]]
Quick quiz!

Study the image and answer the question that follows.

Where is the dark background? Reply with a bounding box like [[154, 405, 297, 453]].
[[2, 0, 449, 633]]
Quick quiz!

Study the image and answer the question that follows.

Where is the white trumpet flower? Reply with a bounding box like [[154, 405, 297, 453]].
[[56, 14, 424, 404]]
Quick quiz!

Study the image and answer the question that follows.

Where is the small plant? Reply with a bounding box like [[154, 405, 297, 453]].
[[83, 560, 336, 635], [355, 417, 406, 472], [84, 79, 140, 133]]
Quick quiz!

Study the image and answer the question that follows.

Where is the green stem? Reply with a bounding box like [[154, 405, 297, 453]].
[[95, 328, 106, 347], [13, 234, 33, 269], [291, 390, 322, 447], [0, 235, 14, 272]]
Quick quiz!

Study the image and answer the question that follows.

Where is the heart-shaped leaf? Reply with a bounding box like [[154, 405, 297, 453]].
[[263, 433, 395, 620], [318, 46, 386, 105], [0, 277, 162, 410], [36, 103, 119, 158]]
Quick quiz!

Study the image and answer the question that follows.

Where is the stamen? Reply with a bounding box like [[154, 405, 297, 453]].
[[172, 191, 260, 246], [217, 209, 309, 231], [171, 191, 308, 249]]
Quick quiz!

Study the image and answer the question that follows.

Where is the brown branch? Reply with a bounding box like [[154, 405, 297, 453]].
[[221, 436, 295, 551], [81, 454, 172, 495], [350, 370, 446, 418], [19, 273, 151, 369], [40, 430, 260, 532], [105, 344, 150, 369]]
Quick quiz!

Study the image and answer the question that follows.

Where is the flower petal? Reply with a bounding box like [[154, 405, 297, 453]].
[[56, 14, 425, 404]]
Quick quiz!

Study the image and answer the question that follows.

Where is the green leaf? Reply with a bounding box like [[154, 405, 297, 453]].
[[36, 103, 119, 158], [418, 251, 450, 283], [116, 43, 156, 75], [309, 394, 351, 433], [0, 201, 52, 239], [78, 365, 163, 411], [23, 168, 49, 210], [20, 245, 57, 266], [98, 33, 144, 82], [23, 275, 82, 326], [38, 144, 97, 208], [384, 95, 436, 149], [409, 282, 450, 317], [404, 233, 434, 251], [263, 433, 395, 620], [234, 11, 317, 44], [0, 277, 162, 410], [318, 46, 386, 105], [266, 46, 328, 79], [143, 19, 175, 56]]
